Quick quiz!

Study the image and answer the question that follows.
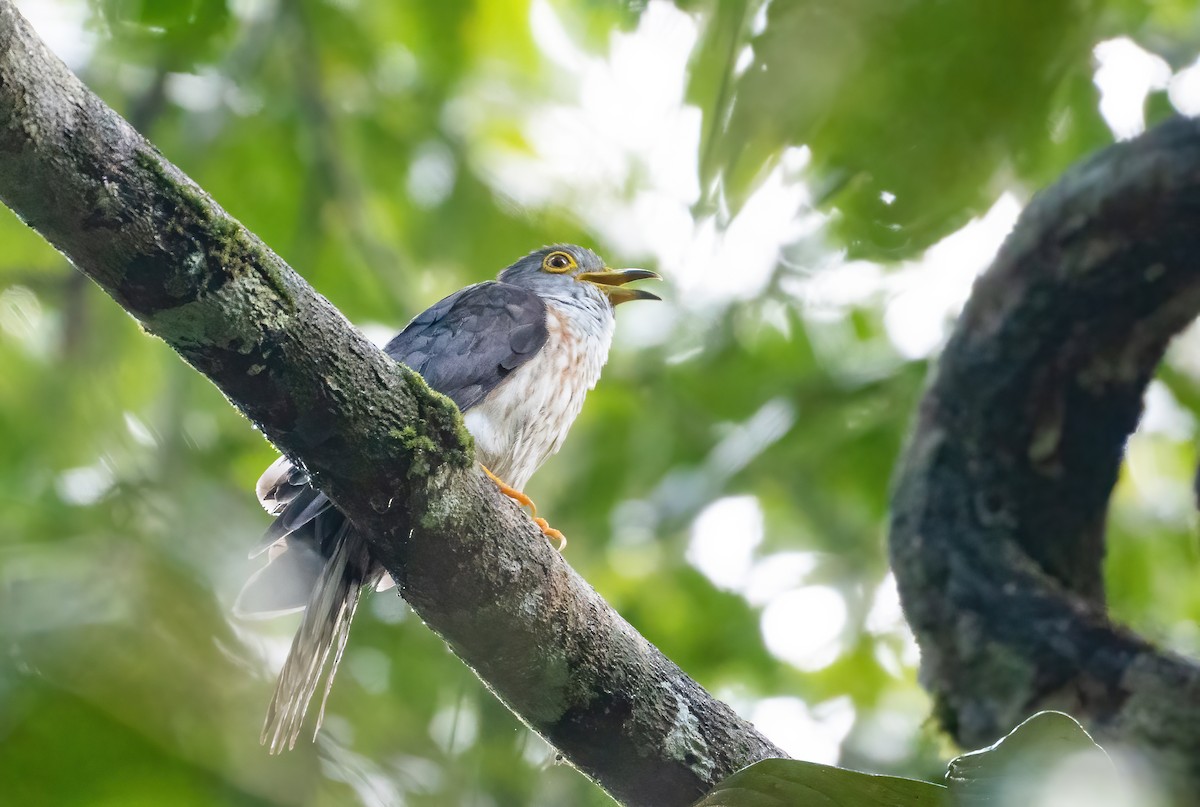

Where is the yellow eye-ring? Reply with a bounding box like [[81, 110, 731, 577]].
[[543, 251, 575, 273]]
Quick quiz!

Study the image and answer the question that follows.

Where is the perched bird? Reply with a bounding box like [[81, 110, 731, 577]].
[[234, 244, 660, 752]]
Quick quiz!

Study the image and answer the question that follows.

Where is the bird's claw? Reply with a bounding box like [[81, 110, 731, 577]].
[[534, 517, 567, 551], [481, 465, 566, 551]]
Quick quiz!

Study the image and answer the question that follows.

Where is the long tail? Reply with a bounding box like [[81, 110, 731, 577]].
[[261, 526, 372, 754]]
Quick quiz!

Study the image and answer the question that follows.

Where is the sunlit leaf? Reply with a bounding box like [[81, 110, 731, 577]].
[[693, 758, 947, 807], [946, 711, 1118, 807]]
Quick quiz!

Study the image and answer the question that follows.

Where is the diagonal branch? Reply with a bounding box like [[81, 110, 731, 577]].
[[0, 4, 783, 805], [889, 115, 1200, 795]]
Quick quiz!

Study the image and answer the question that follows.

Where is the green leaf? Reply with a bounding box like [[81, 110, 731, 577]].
[[946, 711, 1118, 807], [693, 759, 947, 807], [695, 0, 1113, 260]]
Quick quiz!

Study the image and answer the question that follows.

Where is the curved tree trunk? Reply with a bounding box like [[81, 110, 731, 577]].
[[890, 115, 1200, 795], [0, 4, 783, 805]]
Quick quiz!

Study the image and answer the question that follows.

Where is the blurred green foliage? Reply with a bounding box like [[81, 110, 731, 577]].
[[2, 0, 1200, 805], [692, 0, 1200, 258]]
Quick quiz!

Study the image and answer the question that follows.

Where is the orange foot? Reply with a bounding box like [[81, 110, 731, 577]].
[[481, 465, 567, 550]]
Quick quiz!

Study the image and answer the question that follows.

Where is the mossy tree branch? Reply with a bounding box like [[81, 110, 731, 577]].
[[0, 4, 783, 805], [890, 115, 1200, 796]]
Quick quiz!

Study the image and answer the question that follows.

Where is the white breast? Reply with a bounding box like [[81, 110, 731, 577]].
[[463, 298, 614, 490]]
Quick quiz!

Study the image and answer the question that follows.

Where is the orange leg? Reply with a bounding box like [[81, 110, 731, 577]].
[[481, 465, 567, 550], [481, 465, 536, 512]]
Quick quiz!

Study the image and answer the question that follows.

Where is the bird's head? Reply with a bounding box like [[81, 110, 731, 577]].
[[498, 244, 661, 306]]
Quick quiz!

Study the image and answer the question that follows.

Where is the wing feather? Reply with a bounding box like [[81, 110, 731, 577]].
[[384, 281, 548, 411]]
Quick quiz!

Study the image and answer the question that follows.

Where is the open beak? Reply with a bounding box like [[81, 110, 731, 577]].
[[576, 267, 662, 305]]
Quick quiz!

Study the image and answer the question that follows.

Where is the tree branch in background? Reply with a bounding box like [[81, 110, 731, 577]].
[[0, 4, 783, 805], [890, 115, 1200, 794]]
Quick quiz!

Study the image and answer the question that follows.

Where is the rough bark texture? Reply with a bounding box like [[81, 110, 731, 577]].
[[0, 5, 784, 805], [890, 115, 1200, 794]]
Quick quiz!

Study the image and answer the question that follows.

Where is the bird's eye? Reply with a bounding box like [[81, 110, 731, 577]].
[[543, 251, 575, 273]]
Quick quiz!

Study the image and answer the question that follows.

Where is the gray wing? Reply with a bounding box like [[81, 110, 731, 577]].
[[237, 281, 548, 615], [384, 280, 548, 410]]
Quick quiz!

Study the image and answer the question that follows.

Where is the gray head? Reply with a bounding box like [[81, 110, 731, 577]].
[[497, 244, 660, 307]]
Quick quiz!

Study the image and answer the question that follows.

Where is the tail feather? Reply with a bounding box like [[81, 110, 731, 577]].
[[260, 526, 372, 754], [245, 456, 385, 752], [316, 594, 358, 730], [233, 538, 325, 619]]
